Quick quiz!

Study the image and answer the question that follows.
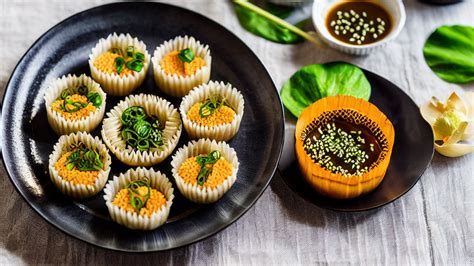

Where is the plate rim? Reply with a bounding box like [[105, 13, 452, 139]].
[[0, 2, 285, 252], [278, 67, 434, 212]]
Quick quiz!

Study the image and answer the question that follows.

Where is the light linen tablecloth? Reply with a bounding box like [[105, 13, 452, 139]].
[[0, 0, 473, 264]]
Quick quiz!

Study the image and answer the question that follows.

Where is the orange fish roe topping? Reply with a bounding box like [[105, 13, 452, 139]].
[[93, 51, 134, 76], [159, 50, 205, 77], [178, 156, 233, 189], [54, 151, 99, 185], [112, 187, 167, 217], [51, 94, 96, 121], [187, 102, 236, 127]]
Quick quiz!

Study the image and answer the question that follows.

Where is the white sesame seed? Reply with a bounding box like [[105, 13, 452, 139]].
[[373, 33, 378, 38], [330, 21, 336, 26], [362, 12, 367, 17], [357, 40, 362, 44], [349, 38, 355, 42]]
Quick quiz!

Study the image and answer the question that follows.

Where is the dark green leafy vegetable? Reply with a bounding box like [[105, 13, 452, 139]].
[[234, 3, 303, 44], [280, 62, 371, 117], [121, 106, 164, 151], [65, 143, 104, 171], [233, 0, 320, 45], [423, 25, 474, 84], [126, 178, 151, 211], [195, 150, 221, 186], [178, 48, 195, 63], [266, 2, 294, 19]]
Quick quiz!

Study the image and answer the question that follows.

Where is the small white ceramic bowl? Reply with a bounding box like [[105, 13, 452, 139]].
[[312, 0, 406, 55]]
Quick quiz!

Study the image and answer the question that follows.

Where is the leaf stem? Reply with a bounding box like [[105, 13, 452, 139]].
[[233, 0, 322, 46]]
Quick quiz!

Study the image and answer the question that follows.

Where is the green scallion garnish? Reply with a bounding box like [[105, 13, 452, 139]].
[[199, 95, 226, 118], [126, 178, 151, 211], [109, 46, 145, 74], [195, 150, 221, 186], [65, 143, 104, 171], [178, 48, 195, 63], [120, 106, 164, 151], [58, 85, 102, 112]]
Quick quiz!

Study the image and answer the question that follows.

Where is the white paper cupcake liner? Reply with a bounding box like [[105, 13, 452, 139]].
[[48, 131, 112, 198], [171, 139, 239, 204], [103, 167, 174, 230], [101, 94, 182, 166], [180, 81, 244, 141], [44, 74, 107, 135], [151, 35, 211, 97], [89, 32, 151, 96]]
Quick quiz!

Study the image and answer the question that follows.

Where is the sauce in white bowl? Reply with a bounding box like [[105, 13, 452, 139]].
[[312, 0, 406, 55]]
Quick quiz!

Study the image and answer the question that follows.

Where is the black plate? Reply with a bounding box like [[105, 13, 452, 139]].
[[0, 3, 284, 251], [279, 69, 434, 212]]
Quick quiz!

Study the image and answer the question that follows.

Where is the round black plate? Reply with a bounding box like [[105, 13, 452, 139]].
[[279, 68, 434, 212], [0, 3, 284, 251]]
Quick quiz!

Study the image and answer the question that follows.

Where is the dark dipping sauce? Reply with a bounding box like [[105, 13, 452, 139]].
[[326, 1, 392, 45], [304, 119, 382, 176]]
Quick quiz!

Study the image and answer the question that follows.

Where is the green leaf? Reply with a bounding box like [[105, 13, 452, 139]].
[[280, 62, 371, 117], [266, 3, 294, 19], [234, 3, 303, 44], [423, 25, 474, 84]]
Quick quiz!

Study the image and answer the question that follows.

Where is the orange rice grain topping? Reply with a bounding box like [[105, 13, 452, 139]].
[[51, 94, 96, 121], [112, 186, 167, 217], [187, 102, 235, 127], [159, 50, 205, 77], [54, 150, 100, 185], [178, 156, 233, 189], [93, 51, 134, 76]]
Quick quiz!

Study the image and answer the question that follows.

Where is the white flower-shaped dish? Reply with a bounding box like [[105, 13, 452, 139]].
[[152, 35, 211, 97], [44, 74, 107, 135], [180, 81, 244, 141], [171, 138, 239, 204], [103, 167, 174, 230], [48, 131, 112, 198], [89, 32, 151, 96], [101, 94, 182, 166]]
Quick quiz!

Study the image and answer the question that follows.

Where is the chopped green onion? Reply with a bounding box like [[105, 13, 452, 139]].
[[178, 48, 195, 63], [195, 150, 221, 186], [125, 59, 143, 72], [64, 143, 104, 171], [126, 178, 151, 211], [115, 57, 125, 74], [199, 95, 226, 118], [86, 92, 102, 108], [120, 106, 164, 151]]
